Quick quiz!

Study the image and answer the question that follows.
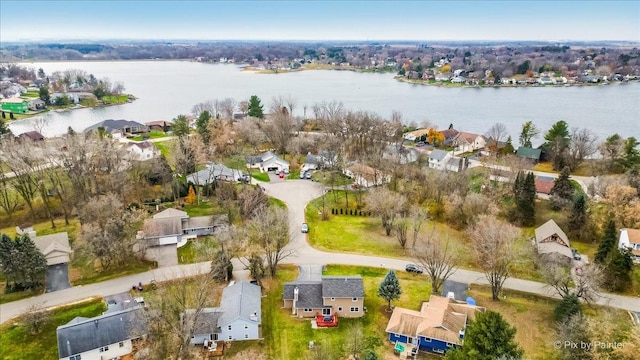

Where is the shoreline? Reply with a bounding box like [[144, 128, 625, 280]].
[[394, 76, 637, 88], [6, 95, 136, 122]]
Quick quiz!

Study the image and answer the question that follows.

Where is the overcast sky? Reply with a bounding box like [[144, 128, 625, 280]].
[[1, 1, 639, 42]]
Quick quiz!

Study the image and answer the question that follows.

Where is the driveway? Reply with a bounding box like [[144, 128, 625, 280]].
[[295, 265, 323, 281], [45, 263, 71, 293]]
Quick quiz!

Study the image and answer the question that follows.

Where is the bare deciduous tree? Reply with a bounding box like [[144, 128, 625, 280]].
[[413, 229, 457, 295], [467, 214, 521, 300], [541, 260, 603, 304], [219, 98, 237, 120], [393, 217, 409, 248], [409, 206, 429, 249], [22, 302, 50, 334], [366, 187, 408, 236], [567, 128, 599, 170], [247, 207, 291, 277], [485, 122, 507, 143]]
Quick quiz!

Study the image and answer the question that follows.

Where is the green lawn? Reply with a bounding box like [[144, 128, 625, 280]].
[[268, 197, 287, 209], [177, 237, 217, 264], [261, 264, 432, 360], [21, 92, 40, 98], [222, 155, 247, 170], [0, 298, 106, 360], [154, 140, 175, 160], [102, 94, 129, 104], [131, 131, 168, 141], [69, 255, 156, 286], [311, 170, 354, 186], [251, 172, 270, 182], [0, 287, 44, 305]]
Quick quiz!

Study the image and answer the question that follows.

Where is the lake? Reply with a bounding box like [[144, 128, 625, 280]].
[[8, 61, 640, 143]]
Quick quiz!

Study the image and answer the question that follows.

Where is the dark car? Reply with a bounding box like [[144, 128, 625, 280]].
[[405, 264, 423, 274], [301, 223, 309, 233], [571, 248, 581, 261]]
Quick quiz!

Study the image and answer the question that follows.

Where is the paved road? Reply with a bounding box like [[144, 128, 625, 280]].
[[2, 179, 639, 324]]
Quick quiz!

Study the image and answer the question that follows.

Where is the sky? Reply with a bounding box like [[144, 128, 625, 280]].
[[1, 1, 639, 42]]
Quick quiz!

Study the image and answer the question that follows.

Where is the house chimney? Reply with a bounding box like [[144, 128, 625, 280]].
[[292, 287, 299, 315]]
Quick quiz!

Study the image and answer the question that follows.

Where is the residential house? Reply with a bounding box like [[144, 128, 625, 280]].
[[343, 163, 390, 188], [428, 149, 452, 170], [26, 97, 46, 110], [84, 119, 149, 139], [383, 144, 419, 164], [186, 163, 246, 185], [385, 295, 485, 356], [17, 228, 73, 292], [435, 73, 452, 82], [145, 120, 173, 132], [245, 151, 290, 173], [123, 141, 161, 161], [283, 276, 365, 318], [57, 305, 146, 360], [1, 97, 29, 113], [439, 129, 459, 146], [516, 146, 542, 163], [403, 128, 430, 142], [140, 208, 228, 266], [302, 151, 338, 172], [452, 132, 486, 153], [534, 219, 573, 265], [535, 176, 555, 195], [188, 282, 262, 344], [445, 157, 466, 172], [618, 228, 640, 263], [17, 131, 45, 141]]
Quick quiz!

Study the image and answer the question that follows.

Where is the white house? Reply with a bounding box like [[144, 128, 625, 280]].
[[188, 282, 262, 345], [619, 228, 640, 263], [403, 128, 430, 142], [343, 163, 390, 188], [123, 141, 161, 161], [246, 151, 290, 173], [428, 149, 452, 170], [57, 306, 146, 360], [452, 132, 486, 153]]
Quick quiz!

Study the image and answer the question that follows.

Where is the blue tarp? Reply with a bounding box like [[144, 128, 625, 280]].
[[466, 297, 477, 306]]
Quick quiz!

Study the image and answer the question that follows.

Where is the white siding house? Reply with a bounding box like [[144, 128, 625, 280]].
[[618, 228, 640, 263], [428, 149, 452, 170]]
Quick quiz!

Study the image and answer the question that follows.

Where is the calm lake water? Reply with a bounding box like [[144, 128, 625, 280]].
[[8, 61, 640, 142]]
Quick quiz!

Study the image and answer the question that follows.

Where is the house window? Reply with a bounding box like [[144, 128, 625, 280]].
[[99, 346, 109, 352], [424, 337, 431, 342], [350, 307, 359, 312], [322, 308, 331, 315], [228, 336, 232, 340], [330, 297, 335, 301], [352, 297, 358, 302], [446, 343, 453, 347], [434, 349, 444, 354], [119, 342, 124, 347], [245, 324, 248, 329], [338, 307, 343, 312], [245, 334, 249, 339], [228, 325, 232, 331], [304, 308, 313, 312], [69, 356, 81, 360]]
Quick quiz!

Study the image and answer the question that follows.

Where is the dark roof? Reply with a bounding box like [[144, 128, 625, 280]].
[[218, 282, 262, 325], [321, 276, 365, 298], [18, 131, 45, 141], [57, 306, 146, 358], [189, 308, 223, 335], [516, 147, 542, 160], [283, 282, 325, 308], [84, 119, 147, 133]]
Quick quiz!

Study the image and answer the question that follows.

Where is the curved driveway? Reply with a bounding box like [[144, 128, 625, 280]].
[[1, 179, 639, 324]]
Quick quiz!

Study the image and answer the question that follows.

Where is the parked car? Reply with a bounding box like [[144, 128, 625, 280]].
[[305, 172, 312, 179], [301, 223, 309, 233], [571, 248, 581, 261], [405, 264, 423, 274], [283, 168, 290, 174], [279, 172, 285, 179], [416, 141, 426, 147]]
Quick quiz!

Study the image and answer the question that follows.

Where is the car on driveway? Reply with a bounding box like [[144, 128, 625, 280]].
[[279, 172, 285, 179], [571, 248, 581, 261], [301, 223, 309, 233], [305, 172, 312, 179], [405, 264, 423, 274], [300, 171, 306, 179]]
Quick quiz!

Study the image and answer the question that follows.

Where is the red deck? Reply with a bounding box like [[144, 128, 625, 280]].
[[315, 314, 339, 327]]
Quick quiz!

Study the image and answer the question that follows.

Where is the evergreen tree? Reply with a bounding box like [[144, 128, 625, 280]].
[[513, 172, 536, 226], [544, 120, 571, 170], [446, 311, 523, 360], [247, 95, 264, 118], [554, 294, 581, 321], [607, 248, 633, 291], [594, 219, 616, 264], [568, 194, 587, 235], [550, 166, 574, 200], [196, 110, 211, 144], [0, 234, 47, 290], [66, 126, 76, 137], [502, 135, 515, 155], [38, 86, 50, 104], [377, 269, 401, 310], [622, 136, 640, 169], [172, 114, 190, 137], [519, 121, 539, 148]]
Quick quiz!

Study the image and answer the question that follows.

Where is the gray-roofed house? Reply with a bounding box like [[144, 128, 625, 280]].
[[245, 151, 289, 173], [56, 306, 147, 360], [516, 146, 542, 163], [140, 208, 228, 266], [428, 149, 452, 170], [84, 119, 148, 139], [22, 228, 73, 292], [186, 163, 245, 185], [534, 219, 573, 265], [187, 282, 262, 344], [283, 276, 365, 318]]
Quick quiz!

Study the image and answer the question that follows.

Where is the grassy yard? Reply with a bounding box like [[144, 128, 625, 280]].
[[0, 286, 44, 305], [251, 172, 270, 182], [0, 218, 80, 245], [69, 255, 156, 286], [182, 198, 225, 217], [131, 131, 169, 141], [153, 139, 175, 162], [102, 94, 129, 104], [260, 264, 432, 360], [0, 298, 106, 360], [268, 197, 287, 209], [177, 237, 217, 264], [222, 154, 247, 170], [311, 170, 354, 186]]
